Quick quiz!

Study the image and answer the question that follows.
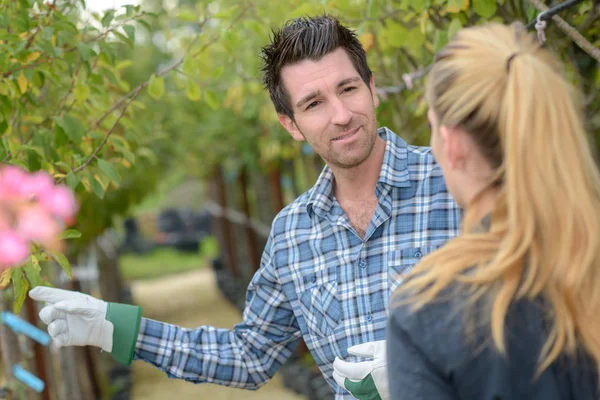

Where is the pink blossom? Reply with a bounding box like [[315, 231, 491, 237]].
[[0, 166, 28, 199], [17, 206, 60, 245], [21, 171, 54, 199], [39, 185, 78, 221], [0, 230, 29, 268]]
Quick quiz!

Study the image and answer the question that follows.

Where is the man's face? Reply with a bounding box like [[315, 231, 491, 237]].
[[278, 48, 379, 170]]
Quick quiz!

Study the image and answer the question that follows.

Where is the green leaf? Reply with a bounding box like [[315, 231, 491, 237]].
[[405, 28, 426, 54], [182, 56, 196, 76], [472, 0, 497, 18], [147, 74, 165, 100], [24, 256, 42, 288], [52, 252, 72, 279], [136, 147, 158, 165], [59, 229, 82, 240], [447, 18, 463, 41], [112, 140, 136, 163], [204, 90, 219, 110], [386, 21, 408, 48], [123, 25, 135, 42], [55, 115, 85, 141], [13, 274, 29, 315], [66, 171, 79, 189], [102, 10, 115, 27], [112, 31, 133, 48], [77, 44, 97, 61], [0, 268, 12, 289], [433, 29, 449, 52], [410, 0, 430, 12], [12, 268, 22, 298], [176, 9, 197, 22], [97, 158, 121, 184], [87, 172, 105, 198], [186, 82, 201, 102], [73, 83, 90, 103]]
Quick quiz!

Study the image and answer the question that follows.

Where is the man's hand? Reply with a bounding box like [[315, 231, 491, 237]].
[[333, 340, 389, 400], [29, 287, 114, 352]]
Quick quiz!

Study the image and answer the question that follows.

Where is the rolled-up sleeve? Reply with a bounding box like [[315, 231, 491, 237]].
[[134, 235, 302, 390]]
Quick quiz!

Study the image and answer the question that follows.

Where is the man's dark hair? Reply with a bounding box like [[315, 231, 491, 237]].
[[260, 14, 372, 119]]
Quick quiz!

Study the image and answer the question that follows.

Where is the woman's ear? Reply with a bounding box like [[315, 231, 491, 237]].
[[440, 125, 468, 170]]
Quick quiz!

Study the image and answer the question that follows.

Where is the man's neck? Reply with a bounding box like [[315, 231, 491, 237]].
[[331, 136, 386, 202]]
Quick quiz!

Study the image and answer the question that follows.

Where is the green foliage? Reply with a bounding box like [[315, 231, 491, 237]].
[[0, 0, 174, 298], [3, 0, 598, 308]]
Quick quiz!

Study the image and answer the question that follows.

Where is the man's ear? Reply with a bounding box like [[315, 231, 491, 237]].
[[369, 75, 379, 108], [278, 114, 304, 141]]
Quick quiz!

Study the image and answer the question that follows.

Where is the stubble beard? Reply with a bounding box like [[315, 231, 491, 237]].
[[323, 125, 378, 170]]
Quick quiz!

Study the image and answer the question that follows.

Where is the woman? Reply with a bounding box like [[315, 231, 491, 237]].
[[386, 22, 600, 399]]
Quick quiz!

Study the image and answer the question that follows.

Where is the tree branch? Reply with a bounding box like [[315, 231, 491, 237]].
[[528, 0, 600, 63], [2, 13, 147, 79], [64, 9, 249, 179], [66, 93, 137, 178]]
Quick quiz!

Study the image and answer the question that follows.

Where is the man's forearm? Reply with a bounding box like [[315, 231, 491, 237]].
[[134, 317, 301, 390]]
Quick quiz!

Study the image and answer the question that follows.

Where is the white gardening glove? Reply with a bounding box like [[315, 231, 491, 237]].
[[333, 340, 389, 400], [29, 287, 113, 352]]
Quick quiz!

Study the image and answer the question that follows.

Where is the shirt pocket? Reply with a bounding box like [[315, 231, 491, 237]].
[[299, 279, 342, 338], [387, 246, 439, 294]]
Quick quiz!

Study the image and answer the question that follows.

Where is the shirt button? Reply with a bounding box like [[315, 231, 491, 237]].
[[359, 260, 367, 268], [366, 315, 373, 322], [311, 275, 317, 283], [414, 251, 422, 259]]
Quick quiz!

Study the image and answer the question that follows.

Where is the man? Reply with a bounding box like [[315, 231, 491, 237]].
[[29, 14, 461, 400]]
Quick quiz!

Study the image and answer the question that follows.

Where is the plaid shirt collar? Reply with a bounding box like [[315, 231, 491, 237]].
[[306, 127, 412, 219]]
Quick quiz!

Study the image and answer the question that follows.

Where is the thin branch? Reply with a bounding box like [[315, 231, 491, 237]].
[[65, 93, 137, 178], [90, 18, 211, 130], [529, 0, 600, 63], [64, 9, 249, 179], [1, 13, 147, 79], [24, 26, 42, 50], [64, 13, 147, 53]]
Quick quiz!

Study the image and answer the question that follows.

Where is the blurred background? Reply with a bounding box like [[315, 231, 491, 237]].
[[0, 0, 597, 399]]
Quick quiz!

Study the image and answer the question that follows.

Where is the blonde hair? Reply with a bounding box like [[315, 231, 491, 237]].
[[396, 22, 600, 377]]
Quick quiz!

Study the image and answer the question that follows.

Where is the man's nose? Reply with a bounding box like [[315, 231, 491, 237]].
[[330, 98, 353, 126]]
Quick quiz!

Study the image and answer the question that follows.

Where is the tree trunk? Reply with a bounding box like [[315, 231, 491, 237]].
[[213, 167, 240, 278], [239, 168, 261, 273]]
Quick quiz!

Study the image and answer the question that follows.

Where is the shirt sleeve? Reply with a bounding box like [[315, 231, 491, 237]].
[[386, 305, 458, 400], [133, 235, 302, 390]]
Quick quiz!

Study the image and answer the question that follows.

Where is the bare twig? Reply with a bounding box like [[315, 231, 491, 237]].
[[529, 0, 600, 63]]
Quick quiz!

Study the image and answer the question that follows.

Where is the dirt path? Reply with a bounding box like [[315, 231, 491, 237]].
[[130, 268, 305, 400]]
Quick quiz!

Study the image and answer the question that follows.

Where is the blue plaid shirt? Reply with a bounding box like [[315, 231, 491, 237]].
[[134, 127, 462, 398]]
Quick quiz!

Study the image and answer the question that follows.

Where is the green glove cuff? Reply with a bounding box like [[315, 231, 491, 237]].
[[345, 374, 382, 400], [106, 302, 142, 365]]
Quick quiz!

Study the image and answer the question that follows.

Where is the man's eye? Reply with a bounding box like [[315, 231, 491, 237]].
[[306, 101, 320, 110], [342, 86, 356, 93]]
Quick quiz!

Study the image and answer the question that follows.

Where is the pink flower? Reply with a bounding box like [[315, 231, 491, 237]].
[[17, 206, 60, 245], [0, 166, 28, 199], [21, 171, 54, 200], [0, 230, 29, 268], [39, 185, 77, 221]]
